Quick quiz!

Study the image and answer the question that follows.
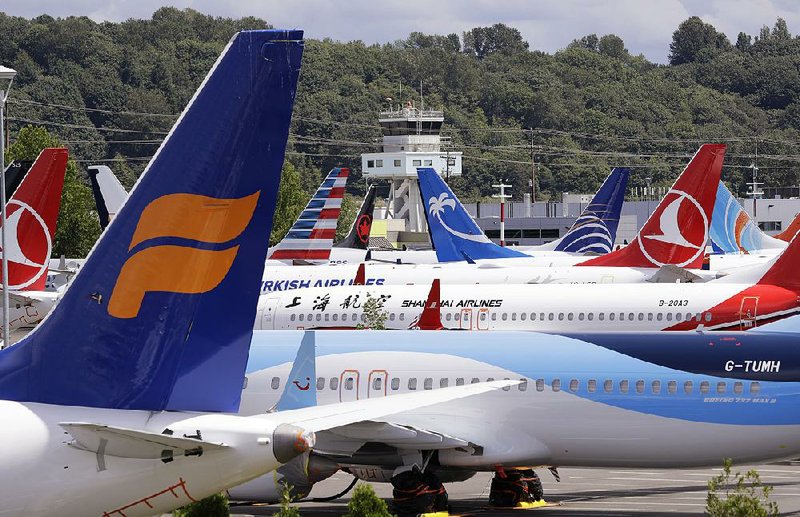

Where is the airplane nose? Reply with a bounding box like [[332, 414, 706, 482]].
[[272, 423, 315, 464]]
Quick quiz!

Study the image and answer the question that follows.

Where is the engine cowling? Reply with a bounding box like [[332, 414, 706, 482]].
[[228, 452, 339, 503]]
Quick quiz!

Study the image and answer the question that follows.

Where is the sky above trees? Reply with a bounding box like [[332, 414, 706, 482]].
[[2, 0, 800, 63]]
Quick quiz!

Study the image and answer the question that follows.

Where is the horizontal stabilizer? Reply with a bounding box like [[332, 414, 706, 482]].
[[60, 422, 228, 459], [646, 264, 705, 283]]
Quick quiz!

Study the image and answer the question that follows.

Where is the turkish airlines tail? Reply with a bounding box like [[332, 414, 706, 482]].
[[1, 148, 68, 292], [268, 167, 350, 263], [580, 144, 726, 270], [776, 212, 800, 242]]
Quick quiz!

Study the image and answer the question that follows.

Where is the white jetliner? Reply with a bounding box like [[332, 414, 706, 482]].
[[87, 164, 127, 229], [0, 31, 512, 517]]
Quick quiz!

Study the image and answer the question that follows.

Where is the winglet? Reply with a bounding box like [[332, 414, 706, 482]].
[[276, 332, 317, 411], [581, 144, 725, 269], [353, 262, 366, 286], [411, 279, 443, 330]]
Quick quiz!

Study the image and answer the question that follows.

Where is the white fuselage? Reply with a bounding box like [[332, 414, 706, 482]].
[[3, 291, 61, 332], [0, 401, 284, 517]]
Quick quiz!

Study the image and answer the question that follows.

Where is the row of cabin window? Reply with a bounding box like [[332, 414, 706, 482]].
[[268, 376, 762, 396], [366, 159, 434, 168], [489, 311, 713, 323]]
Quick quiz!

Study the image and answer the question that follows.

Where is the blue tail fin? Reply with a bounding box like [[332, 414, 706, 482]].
[[555, 167, 629, 254], [417, 168, 528, 262], [0, 30, 304, 412], [710, 182, 786, 253], [275, 331, 317, 411]]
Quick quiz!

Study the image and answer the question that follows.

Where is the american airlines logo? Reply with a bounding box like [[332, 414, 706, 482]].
[[108, 192, 260, 318]]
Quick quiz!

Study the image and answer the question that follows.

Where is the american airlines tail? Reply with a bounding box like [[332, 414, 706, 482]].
[[335, 183, 376, 250], [268, 167, 350, 263], [580, 144, 726, 269], [417, 168, 529, 262], [710, 182, 785, 253], [0, 30, 304, 412], [546, 167, 629, 254], [87, 165, 128, 229], [2, 148, 68, 292]]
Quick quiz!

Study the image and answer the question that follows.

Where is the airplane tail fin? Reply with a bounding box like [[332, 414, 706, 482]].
[[268, 167, 350, 263], [2, 148, 68, 291], [776, 212, 800, 242], [710, 182, 786, 253], [417, 168, 528, 262], [335, 183, 376, 250], [353, 263, 366, 286], [3, 159, 33, 199], [580, 144, 725, 269], [87, 165, 128, 230], [0, 30, 304, 412], [755, 233, 800, 291], [275, 332, 317, 411], [554, 167, 629, 254], [410, 279, 443, 330]]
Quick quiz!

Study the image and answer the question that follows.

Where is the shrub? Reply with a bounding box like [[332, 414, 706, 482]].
[[173, 493, 229, 517], [706, 458, 779, 516], [345, 483, 394, 517]]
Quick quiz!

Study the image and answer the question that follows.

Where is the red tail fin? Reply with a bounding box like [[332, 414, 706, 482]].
[[353, 262, 365, 286], [776, 212, 800, 242], [2, 148, 68, 291], [756, 233, 800, 291], [411, 279, 443, 330], [581, 144, 725, 269]]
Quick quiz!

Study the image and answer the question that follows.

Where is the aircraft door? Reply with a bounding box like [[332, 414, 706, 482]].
[[259, 297, 280, 329], [459, 309, 473, 330], [739, 296, 759, 329], [477, 308, 489, 330], [368, 370, 388, 398], [339, 370, 360, 402]]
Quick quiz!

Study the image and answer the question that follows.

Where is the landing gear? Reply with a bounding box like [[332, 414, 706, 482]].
[[489, 468, 545, 508], [391, 466, 449, 517]]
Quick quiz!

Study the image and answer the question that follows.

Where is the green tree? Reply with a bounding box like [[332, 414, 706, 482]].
[[270, 161, 309, 246], [357, 294, 387, 330], [669, 16, 730, 64], [173, 493, 229, 517], [463, 23, 529, 59], [345, 483, 393, 517], [706, 458, 779, 516], [598, 34, 627, 60], [275, 482, 301, 517], [336, 193, 358, 243]]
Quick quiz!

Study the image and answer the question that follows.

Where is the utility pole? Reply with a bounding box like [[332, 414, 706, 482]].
[[492, 182, 512, 247], [526, 128, 536, 203], [0, 66, 16, 349]]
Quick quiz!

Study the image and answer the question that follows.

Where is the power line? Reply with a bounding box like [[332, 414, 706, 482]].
[[9, 98, 179, 119], [8, 117, 169, 135]]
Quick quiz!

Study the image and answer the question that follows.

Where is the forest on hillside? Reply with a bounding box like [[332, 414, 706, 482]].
[[1, 8, 799, 207]]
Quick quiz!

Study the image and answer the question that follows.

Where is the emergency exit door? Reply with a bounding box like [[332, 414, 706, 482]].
[[739, 296, 759, 329]]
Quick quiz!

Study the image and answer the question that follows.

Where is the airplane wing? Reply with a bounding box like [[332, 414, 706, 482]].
[[60, 422, 229, 459], [646, 264, 705, 283]]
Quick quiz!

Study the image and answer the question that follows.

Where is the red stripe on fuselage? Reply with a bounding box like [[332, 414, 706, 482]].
[[269, 249, 332, 260]]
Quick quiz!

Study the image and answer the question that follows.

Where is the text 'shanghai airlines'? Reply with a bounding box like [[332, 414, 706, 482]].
[[0, 31, 507, 517]]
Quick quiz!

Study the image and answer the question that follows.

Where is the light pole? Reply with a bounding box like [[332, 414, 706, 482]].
[[0, 65, 16, 349], [492, 182, 512, 247]]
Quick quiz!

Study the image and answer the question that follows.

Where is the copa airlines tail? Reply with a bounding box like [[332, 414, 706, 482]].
[[87, 165, 128, 229], [710, 182, 785, 253], [581, 144, 725, 269], [0, 30, 304, 413], [2, 148, 67, 292], [268, 167, 350, 263], [551, 167, 629, 254], [418, 167, 528, 262]]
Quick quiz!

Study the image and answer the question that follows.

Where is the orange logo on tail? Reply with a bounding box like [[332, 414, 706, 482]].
[[108, 192, 259, 319]]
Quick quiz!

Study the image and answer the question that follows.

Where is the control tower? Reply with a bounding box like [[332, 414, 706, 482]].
[[362, 102, 462, 233]]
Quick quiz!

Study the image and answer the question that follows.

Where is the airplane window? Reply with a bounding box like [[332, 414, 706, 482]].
[[705, 312, 712, 322], [519, 379, 528, 391], [445, 313, 451, 321], [373, 377, 382, 391], [588, 379, 596, 393], [635, 380, 644, 394], [656, 313, 663, 321], [536, 379, 545, 391], [352, 314, 358, 321], [750, 382, 760, 394], [697, 313, 703, 322], [598, 313, 604, 321], [455, 313, 461, 321], [424, 378, 433, 390], [540, 313, 546, 321], [487, 377, 495, 382], [588, 313, 594, 321], [491, 313, 497, 321], [471, 377, 480, 384], [317, 377, 325, 390], [330, 377, 339, 390], [628, 313, 634, 321], [316, 314, 321, 321], [389, 313, 395, 321], [578, 313, 584, 321], [243, 376, 248, 390], [345, 378, 354, 390], [603, 380, 612, 393], [688, 313, 694, 322], [667, 381, 677, 394], [716, 382, 726, 394], [440, 378, 449, 388], [502, 378, 511, 391], [299, 314, 304, 322], [456, 378, 464, 386], [511, 313, 517, 321], [666, 313, 673, 321], [391, 378, 400, 390], [408, 378, 417, 390], [684, 380, 693, 393], [569, 379, 579, 392], [399, 313, 405, 321], [332, 314, 338, 321], [637, 313, 644, 321], [501, 313, 508, 321], [552, 379, 561, 392], [530, 313, 536, 321], [324, 314, 330, 322], [271, 377, 280, 390], [558, 313, 564, 321], [567, 313, 574, 321], [480, 313, 487, 321], [609, 313, 615, 321], [700, 381, 710, 394], [647, 313, 653, 321], [520, 313, 526, 321], [620, 380, 629, 393], [290, 314, 296, 322], [651, 380, 661, 394], [734, 382, 743, 395], [360, 314, 367, 322], [548, 313, 554, 321]]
